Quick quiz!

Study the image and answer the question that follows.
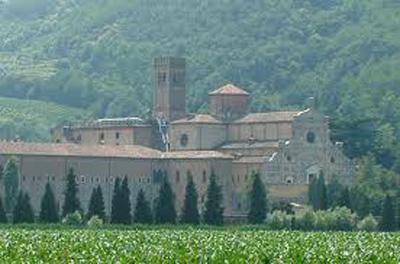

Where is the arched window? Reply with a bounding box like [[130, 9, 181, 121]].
[[306, 131, 316, 143], [176, 171, 180, 183], [202, 171, 207, 183]]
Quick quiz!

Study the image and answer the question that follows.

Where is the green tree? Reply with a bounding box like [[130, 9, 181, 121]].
[[39, 183, 59, 223], [204, 171, 224, 225], [13, 191, 34, 224], [62, 168, 81, 217], [308, 177, 318, 209], [111, 177, 122, 224], [155, 175, 176, 224], [181, 173, 200, 225], [338, 187, 352, 209], [87, 185, 106, 221], [326, 176, 344, 208], [318, 175, 328, 210], [0, 197, 8, 223], [248, 172, 268, 224], [380, 195, 396, 232], [134, 189, 153, 224], [120, 176, 132, 225], [3, 159, 19, 212]]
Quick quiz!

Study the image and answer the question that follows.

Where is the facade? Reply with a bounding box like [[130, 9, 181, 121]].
[[0, 57, 353, 220]]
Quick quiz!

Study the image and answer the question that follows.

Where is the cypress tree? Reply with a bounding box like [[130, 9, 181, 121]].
[[308, 177, 317, 209], [62, 168, 81, 217], [181, 173, 200, 225], [326, 176, 343, 208], [111, 178, 122, 224], [39, 183, 59, 223], [155, 175, 176, 224], [204, 171, 224, 225], [13, 191, 34, 224], [87, 186, 106, 221], [248, 172, 268, 224], [3, 159, 19, 212], [380, 195, 396, 232], [319, 175, 328, 210], [338, 187, 352, 209], [0, 197, 8, 223], [134, 189, 153, 224], [120, 176, 132, 224]]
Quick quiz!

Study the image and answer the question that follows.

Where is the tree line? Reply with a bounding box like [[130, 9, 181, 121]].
[[0, 159, 268, 225]]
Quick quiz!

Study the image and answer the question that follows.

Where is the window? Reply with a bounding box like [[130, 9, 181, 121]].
[[23, 176, 26, 181], [52, 176, 56, 181], [77, 134, 82, 143], [33, 176, 35, 182], [81, 176, 85, 183], [287, 155, 292, 162], [202, 171, 207, 183], [116, 132, 120, 139], [180, 134, 189, 147], [306, 131, 316, 143], [330, 157, 335, 163], [176, 171, 180, 183], [286, 177, 294, 184], [99, 133, 105, 143]]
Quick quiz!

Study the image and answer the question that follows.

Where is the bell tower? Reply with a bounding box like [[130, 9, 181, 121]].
[[153, 57, 186, 121]]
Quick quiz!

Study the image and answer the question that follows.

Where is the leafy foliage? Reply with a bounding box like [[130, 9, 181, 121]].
[[0, 197, 7, 223], [180, 173, 199, 225], [134, 189, 153, 224], [155, 175, 176, 224], [3, 158, 19, 212], [248, 172, 268, 224], [62, 168, 81, 217], [39, 183, 59, 223], [204, 171, 224, 225], [87, 185, 106, 222], [13, 191, 34, 224], [0, 229, 398, 262]]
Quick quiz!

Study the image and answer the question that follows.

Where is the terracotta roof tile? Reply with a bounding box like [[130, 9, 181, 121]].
[[0, 143, 233, 160], [162, 151, 233, 160], [172, 114, 222, 124], [219, 141, 280, 150], [0, 142, 161, 159], [209, 84, 249, 96], [234, 111, 302, 123]]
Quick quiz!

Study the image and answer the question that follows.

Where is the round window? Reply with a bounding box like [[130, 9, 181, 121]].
[[180, 134, 189, 146], [306, 131, 316, 143]]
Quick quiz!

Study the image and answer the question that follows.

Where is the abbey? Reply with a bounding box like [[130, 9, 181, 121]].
[[0, 57, 353, 220]]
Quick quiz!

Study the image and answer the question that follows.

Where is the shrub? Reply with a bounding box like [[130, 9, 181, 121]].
[[266, 210, 292, 230], [62, 211, 83, 226], [330, 207, 356, 231], [296, 208, 316, 231], [87, 215, 104, 228], [357, 214, 378, 232]]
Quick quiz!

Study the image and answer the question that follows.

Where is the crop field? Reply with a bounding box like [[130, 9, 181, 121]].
[[0, 229, 398, 263]]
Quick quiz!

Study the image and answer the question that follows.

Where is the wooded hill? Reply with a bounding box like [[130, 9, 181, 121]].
[[0, 0, 400, 164]]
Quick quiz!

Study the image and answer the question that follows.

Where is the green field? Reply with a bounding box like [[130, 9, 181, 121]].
[[0, 228, 398, 263], [0, 97, 90, 141]]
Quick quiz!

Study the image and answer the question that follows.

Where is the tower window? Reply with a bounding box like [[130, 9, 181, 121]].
[[203, 171, 207, 183], [176, 171, 180, 183], [306, 131, 316, 143], [330, 157, 335, 163], [180, 134, 189, 147]]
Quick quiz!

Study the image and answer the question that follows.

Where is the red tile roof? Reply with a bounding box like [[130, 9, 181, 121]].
[[172, 114, 222, 124], [0, 142, 162, 159], [0, 142, 233, 160], [209, 84, 249, 96], [162, 151, 232, 160], [234, 111, 302, 123]]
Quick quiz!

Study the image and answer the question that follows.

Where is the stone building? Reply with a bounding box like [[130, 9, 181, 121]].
[[0, 57, 353, 220]]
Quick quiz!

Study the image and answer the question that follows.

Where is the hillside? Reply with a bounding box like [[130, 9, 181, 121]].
[[0, 97, 90, 141], [0, 0, 399, 162]]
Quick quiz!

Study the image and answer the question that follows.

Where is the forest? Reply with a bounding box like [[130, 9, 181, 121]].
[[0, 0, 399, 213]]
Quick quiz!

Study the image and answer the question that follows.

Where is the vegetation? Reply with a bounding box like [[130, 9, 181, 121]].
[[0, 198, 7, 223], [111, 177, 131, 225], [62, 168, 81, 217], [39, 183, 59, 223], [87, 185, 106, 222], [155, 176, 176, 224], [180, 173, 200, 225], [0, 229, 398, 262], [204, 172, 224, 225], [248, 172, 268, 224], [3, 158, 19, 212], [13, 191, 34, 224], [134, 189, 153, 224]]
